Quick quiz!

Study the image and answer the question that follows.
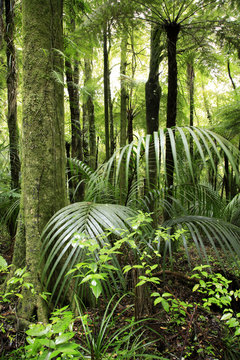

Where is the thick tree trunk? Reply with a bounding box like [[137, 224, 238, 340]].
[[164, 22, 180, 219], [14, 0, 67, 321], [5, 0, 20, 190]]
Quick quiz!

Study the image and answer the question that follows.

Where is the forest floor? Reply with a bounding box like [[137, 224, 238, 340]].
[[1, 227, 240, 360]]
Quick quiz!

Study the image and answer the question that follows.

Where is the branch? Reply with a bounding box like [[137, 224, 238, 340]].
[[153, 270, 199, 283]]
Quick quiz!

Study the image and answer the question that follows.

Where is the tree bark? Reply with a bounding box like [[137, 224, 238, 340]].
[[84, 57, 96, 170], [5, 0, 20, 190], [227, 59, 236, 90], [145, 24, 163, 221], [120, 32, 128, 148], [145, 24, 162, 136], [120, 32, 128, 203], [164, 22, 180, 219], [0, 1, 4, 47], [65, 59, 82, 161], [82, 103, 89, 164], [187, 62, 195, 156], [103, 26, 110, 161], [65, 59, 84, 201], [14, 0, 67, 321], [108, 68, 115, 157]]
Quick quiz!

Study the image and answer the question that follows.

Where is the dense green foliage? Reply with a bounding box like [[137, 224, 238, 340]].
[[0, 0, 240, 358]]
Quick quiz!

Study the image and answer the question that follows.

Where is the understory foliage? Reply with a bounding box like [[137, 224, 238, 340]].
[[1, 216, 240, 359]]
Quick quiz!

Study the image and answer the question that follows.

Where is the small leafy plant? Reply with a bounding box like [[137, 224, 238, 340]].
[[192, 265, 240, 337], [24, 306, 81, 359]]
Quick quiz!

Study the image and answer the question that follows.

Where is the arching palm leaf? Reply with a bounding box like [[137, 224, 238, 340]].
[[160, 216, 240, 269], [101, 127, 239, 206], [40, 202, 137, 305], [225, 193, 240, 227]]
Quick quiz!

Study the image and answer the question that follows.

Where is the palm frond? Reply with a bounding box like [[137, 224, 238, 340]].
[[225, 193, 240, 226], [161, 215, 240, 268], [102, 127, 239, 206], [40, 202, 137, 305], [173, 183, 226, 218]]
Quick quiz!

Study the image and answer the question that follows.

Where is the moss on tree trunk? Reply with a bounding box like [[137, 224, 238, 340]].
[[13, 0, 67, 322], [5, 0, 20, 192]]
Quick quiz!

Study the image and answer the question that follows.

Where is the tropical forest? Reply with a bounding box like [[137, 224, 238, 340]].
[[1, 0, 240, 359]]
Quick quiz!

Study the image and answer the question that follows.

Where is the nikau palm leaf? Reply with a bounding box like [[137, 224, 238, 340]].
[[40, 202, 137, 305], [161, 216, 240, 269], [93, 127, 239, 205], [70, 127, 239, 208]]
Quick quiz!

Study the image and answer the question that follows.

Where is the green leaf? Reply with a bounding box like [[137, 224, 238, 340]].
[[55, 332, 75, 345], [136, 280, 147, 287], [81, 273, 107, 284], [26, 324, 52, 337], [162, 292, 173, 298], [161, 299, 170, 313], [234, 327, 240, 336], [154, 297, 163, 306], [123, 265, 132, 273], [54, 343, 79, 354], [90, 279, 102, 299], [89, 263, 98, 273], [38, 339, 56, 349], [0, 255, 8, 270], [192, 284, 200, 292], [149, 276, 161, 284], [221, 313, 233, 321]]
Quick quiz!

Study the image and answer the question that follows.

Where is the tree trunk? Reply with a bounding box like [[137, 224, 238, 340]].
[[103, 26, 110, 161], [82, 102, 89, 164], [120, 33, 128, 148], [84, 57, 96, 170], [108, 68, 115, 157], [127, 109, 134, 143], [164, 22, 180, 219], [66, 59, 82, 161], [14, 0, 67, 321], [145, 24, 162, 136], [223, 153, 230, 201], [5, 0, 20, 190], [120, 32, 128, 203], [145, 24, 162, 221], [227, 59, 236, 90], [0, 1, 4, 47], [65, 59, 84, 201], [187, 62, 195, 157]]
